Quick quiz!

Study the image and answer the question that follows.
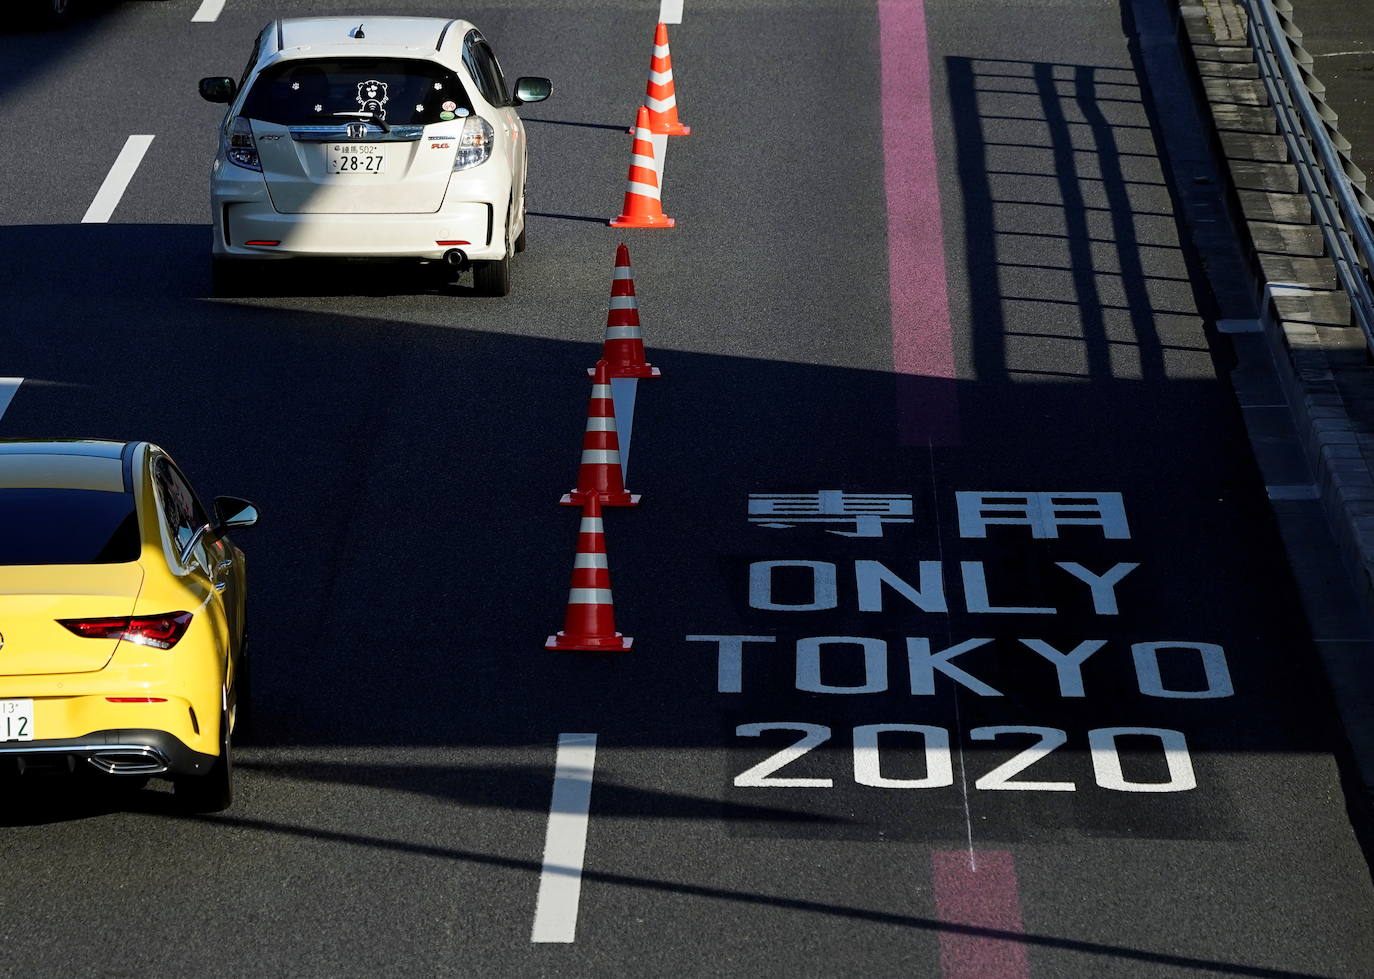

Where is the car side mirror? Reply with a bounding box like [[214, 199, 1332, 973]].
[[512, 77, 552, 105], [199, 77, 237, 104], [213, 496, 259, 530]]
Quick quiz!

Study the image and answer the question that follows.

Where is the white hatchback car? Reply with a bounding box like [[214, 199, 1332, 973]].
[[199, 17, 550, 295]]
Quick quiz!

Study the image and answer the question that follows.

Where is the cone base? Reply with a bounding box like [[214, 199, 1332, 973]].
[[610, 214, 675, 228], [560, 492, 640, 507], [547, 632, 634, 651], [588, 364, 662, 378]]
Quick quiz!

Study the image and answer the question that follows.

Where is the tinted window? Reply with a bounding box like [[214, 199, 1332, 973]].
[[154, 458, 207, 557], [240, 58, 474, 127], [462, 36, 509, 106], [0, 489, 140, 565]]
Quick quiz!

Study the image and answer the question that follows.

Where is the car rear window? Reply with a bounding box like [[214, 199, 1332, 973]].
[[240, 57, 474, 127], [0, 489, 140, 565]]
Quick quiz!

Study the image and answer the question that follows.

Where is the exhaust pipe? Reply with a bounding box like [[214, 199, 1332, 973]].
[[443, 248, 468, 269], [87, 749, 169, 776]]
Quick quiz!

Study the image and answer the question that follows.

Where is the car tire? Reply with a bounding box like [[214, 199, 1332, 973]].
[[174, 697, 233, 813], [473, 210, 512, 297]]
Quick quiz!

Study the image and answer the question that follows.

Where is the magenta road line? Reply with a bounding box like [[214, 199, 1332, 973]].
[[879, 0, 961, 446], [932, 851, 1030, 979]]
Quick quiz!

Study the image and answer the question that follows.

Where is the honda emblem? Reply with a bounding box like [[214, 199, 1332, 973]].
[[347, 123, 368, 139]]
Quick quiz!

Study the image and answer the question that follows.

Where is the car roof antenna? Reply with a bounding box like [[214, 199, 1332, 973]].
[[350, 23, 365, 38]]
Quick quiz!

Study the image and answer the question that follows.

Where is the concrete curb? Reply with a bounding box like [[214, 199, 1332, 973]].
[[1177, 0, 1374, 620]]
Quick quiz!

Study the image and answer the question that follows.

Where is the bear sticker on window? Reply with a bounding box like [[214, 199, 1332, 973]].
[[356, 79, 389, 121]]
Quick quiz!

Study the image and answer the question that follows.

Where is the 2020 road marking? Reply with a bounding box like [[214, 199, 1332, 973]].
[[531, 733, 598, 944], [732, 723, 1197, 793], [81, 136, 154, 224]]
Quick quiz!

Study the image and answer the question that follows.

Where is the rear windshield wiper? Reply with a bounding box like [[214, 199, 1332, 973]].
[[330, 111, 391, 133]]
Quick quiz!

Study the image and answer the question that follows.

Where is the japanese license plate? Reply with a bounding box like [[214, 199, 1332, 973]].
[[0, 699, 34, 742], [328, 144, 386, 175]]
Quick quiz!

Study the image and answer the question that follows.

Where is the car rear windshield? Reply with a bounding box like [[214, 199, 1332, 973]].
[[240, 57, 474, 127], [0, 489, 140, 565]]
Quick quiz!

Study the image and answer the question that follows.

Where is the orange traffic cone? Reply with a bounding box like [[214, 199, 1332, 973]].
[[633, 23, 691, 136], [590, 244, 661, 379], [547, 495, 633, 651], [561, 360, 640, 506], [610, 106, 675, 229]]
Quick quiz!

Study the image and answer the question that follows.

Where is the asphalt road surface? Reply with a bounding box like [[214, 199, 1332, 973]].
[[2, 0, 1374, 976]]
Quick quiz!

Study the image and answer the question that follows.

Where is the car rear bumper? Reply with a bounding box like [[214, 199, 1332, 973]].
[[216, 200, 507, 261], [0, 729, 218, 778]]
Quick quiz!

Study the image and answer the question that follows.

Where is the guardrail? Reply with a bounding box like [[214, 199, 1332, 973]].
[[1241, 0, 1374, 346]]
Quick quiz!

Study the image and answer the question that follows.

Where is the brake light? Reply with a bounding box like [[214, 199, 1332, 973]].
[[244, 240, 280, 246], [58, 612, 194, 650], [452, 115, 495, 171], [224, 116, 262, 172]]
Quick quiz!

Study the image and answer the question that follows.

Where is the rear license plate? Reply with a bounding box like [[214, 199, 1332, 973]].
[[328, 144, 386, 175], [0, 699, 34, 742]]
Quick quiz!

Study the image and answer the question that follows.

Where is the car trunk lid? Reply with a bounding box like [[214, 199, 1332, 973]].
[[0, 565, 144, 676]]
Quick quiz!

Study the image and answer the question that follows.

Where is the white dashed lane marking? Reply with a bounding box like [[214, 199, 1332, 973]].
[[81, 135, 154, 224], [0, 379, 23, 422], [191, 0, 226, 22], [531, 733, 598, 944], [658, 0, 684, 24]]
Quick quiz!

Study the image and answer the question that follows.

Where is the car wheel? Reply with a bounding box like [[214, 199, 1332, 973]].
[[174, 695, 233, 813], [473, 210, 512, 297]]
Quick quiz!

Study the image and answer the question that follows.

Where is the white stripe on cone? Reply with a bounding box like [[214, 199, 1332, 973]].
[[585, 417, 617, 432], [605, 326, 641, 339], [654, 43, 670, 56], [644, 95, 677, 112], [627, 181, 661, 199], [579, 517, 605, 533], [613, 268, 634, 279], [608, 297, 639, 309], [648, 69, 673, 84], [581, 449, 622, 464], [568, 588, 615, 604], [574, 553, 610, 570]]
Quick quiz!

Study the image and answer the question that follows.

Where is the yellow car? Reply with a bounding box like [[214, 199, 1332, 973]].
[[0, 440, 257, 812]]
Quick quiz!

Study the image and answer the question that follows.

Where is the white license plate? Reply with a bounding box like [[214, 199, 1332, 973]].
[[0, 699, 34, 742], [327, 144, 386, 175]]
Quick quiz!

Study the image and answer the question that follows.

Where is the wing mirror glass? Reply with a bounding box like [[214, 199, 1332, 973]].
[[199, 77, 237, 104], [513, 77, 552, 105], [213, 496, 259, 530]]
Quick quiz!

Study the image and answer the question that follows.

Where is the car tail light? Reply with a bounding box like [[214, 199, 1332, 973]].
[[58, 612, 194, 650], [225, 116, 262, 172], [452, 115, 494, 171]]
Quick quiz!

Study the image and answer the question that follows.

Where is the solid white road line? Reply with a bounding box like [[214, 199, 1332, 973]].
[[658, 0, 684, 23], [191, 0, 226, 22], [0, 379, 24, 422], [81, 135, 154, 224], [531, 733, 598, 944], [611, 378, 638, 481]]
